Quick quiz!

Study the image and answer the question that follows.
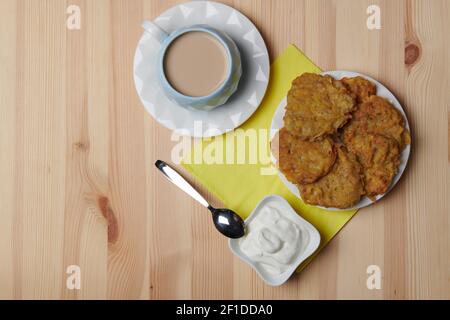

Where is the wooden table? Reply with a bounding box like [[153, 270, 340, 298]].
[[0, 0, 449, 300]]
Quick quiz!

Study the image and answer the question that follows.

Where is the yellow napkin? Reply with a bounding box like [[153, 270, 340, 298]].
[[182, 45, 357, 271]]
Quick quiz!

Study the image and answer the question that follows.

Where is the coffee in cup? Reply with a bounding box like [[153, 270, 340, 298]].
[[163, 31, 229, 97], [142, 22, 242, 110]]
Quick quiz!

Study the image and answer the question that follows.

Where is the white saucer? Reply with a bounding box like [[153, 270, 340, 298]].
[[134, 1, 270, 138], [270, 71, 411, 211]]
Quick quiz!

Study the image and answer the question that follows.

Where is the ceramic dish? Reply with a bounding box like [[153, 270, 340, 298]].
[[229, 195, 321, 286], [133, 1, 270, 138], [270, 70, 411, 211]]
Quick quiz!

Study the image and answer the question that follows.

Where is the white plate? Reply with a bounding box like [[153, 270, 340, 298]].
[[133, 1, 270, 138], [270, 71, 411, 211], [229, 195, 321, 286]]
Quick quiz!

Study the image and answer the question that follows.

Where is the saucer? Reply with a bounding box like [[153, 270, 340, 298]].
[[134, 1, 270, 138], [270, 71, 411, 211]]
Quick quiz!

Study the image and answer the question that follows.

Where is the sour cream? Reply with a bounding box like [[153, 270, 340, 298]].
[[239, 201, 309, 275]]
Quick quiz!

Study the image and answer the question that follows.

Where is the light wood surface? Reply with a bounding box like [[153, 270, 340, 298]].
[[0, 0, 449, 300]]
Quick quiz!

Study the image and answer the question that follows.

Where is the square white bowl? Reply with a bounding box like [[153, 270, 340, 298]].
[[229, 194, 321, 286]]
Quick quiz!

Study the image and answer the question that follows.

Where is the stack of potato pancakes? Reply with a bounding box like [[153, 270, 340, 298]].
[[271, 73, 410, 209]]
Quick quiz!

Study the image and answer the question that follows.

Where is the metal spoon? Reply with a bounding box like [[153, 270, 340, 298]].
[[155, 160, 245, 239]]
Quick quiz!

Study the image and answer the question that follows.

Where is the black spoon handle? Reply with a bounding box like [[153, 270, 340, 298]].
[[155, 160, 210, 208]]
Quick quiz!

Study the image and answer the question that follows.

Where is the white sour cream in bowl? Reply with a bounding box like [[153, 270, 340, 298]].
[[229, 195, 321, 286]]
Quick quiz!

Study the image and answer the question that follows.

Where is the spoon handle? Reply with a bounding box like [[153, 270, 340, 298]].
[[155, 160, 210, 208]]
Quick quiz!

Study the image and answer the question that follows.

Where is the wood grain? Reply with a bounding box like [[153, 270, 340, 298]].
[[0, 0, 449, 299]]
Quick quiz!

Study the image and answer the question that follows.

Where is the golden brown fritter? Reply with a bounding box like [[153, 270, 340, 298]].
[[345, 133, 400, 197], [272, 128, 337, 184], [284, 73, 355, 140], [299, 147, 364, 209], [342, 95, 410, 150], [340, 76, 376, 103]]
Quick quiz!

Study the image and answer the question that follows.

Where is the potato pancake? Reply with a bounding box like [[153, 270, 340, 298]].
[[284, 73, 355, 140], [272, 128, 337, 184], [340, 76, 376, 103], [299, 147, 364, 209], [345, 133, 400, 197], [342, 95, 410, 150]]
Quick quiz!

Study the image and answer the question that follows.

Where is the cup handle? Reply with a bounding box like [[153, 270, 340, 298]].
[[142, 20, 168, 43]]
